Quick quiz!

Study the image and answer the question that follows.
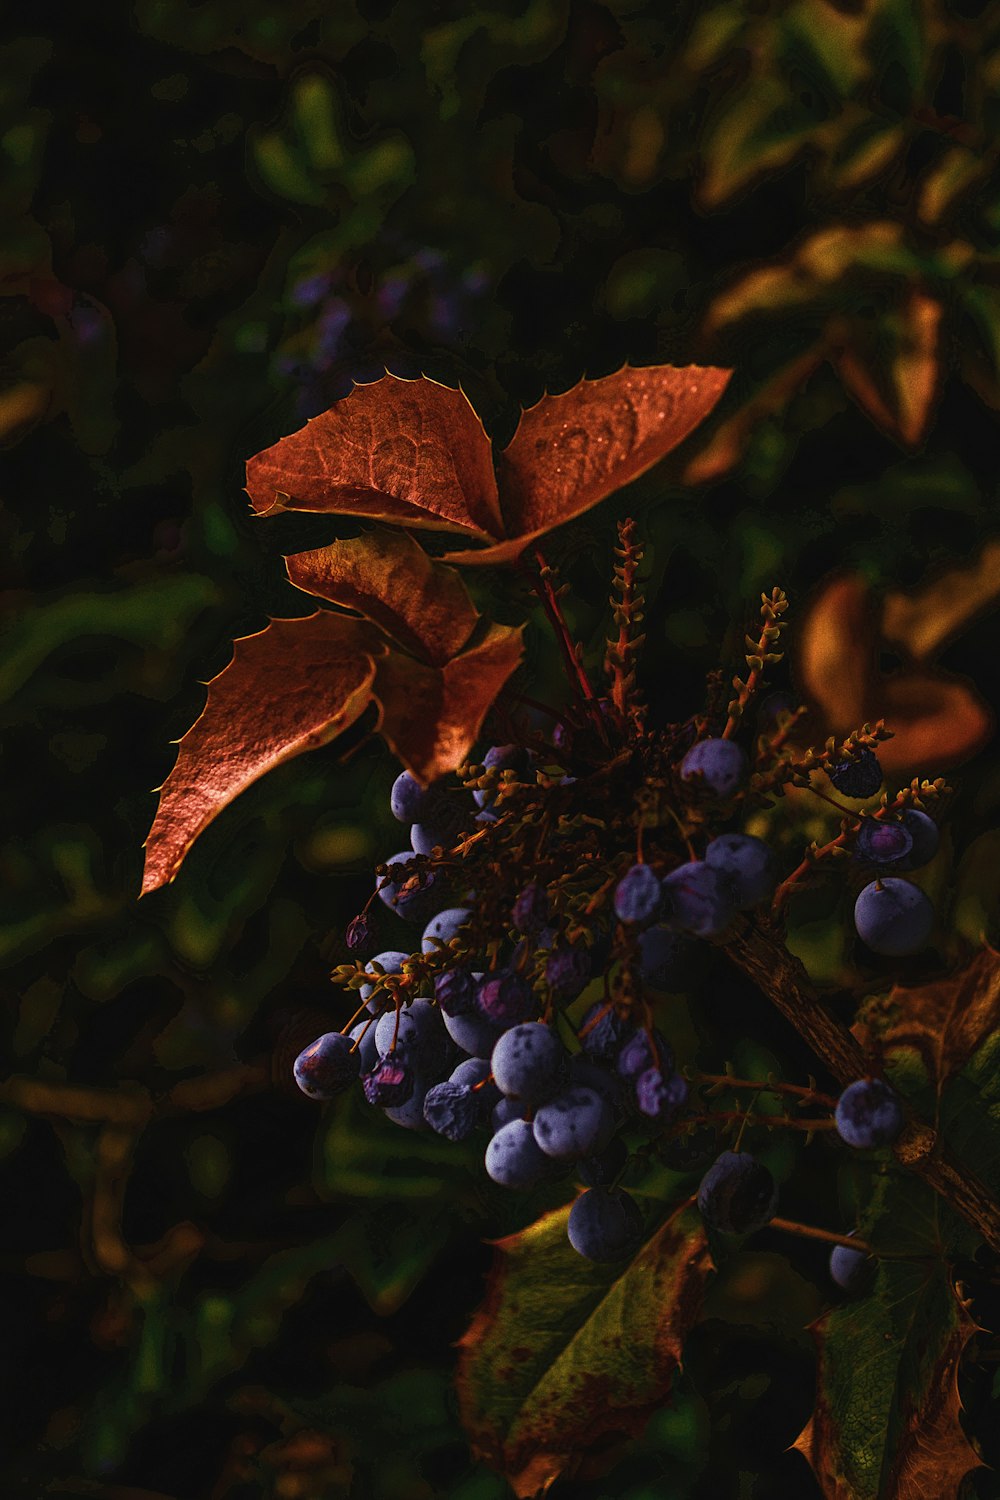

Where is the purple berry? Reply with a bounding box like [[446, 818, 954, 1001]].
[[854, 818, 913, 866], [485, 1117, 551, 1188], [834, 1079, 904, 1148], [532, 1087, 614, 1160], [293, 1031, 360, 1100], [435, 967, 476, 1016], [891, 810, 940, 872], [476, 970, 536, 1027], [512, 881, 549, 934], [490, 1022, 568, 1105], [829, 1231, 875, 1292], [545, 945, 591, 1001], [613, 863, 663, 926], [579, 1002, 631, 1062], [661, 861, 735, 938], [697, 1150, 778, 1233], [854, 878, 934, 956], [345, 912, 373, 952], [680, 737, 749, 798], [390, 770, 447, 823], [616, 1028, 674, 1081], [567, 1186, 644, 1262], [704, 833, 778, 910], [635, 1068, 688, 1122]]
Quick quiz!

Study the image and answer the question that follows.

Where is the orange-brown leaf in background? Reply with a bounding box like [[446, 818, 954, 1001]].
[[244, 373, 503, 540], [682, 349, 824, 485], [882, 538, 1000, 662], [441, 363, 732, 565], [832, 291, 942, 447], [795, 572, 994, 774], [141, 613, 381, 895], [373, 623, 525, 784], [284, 528, 480, 667]]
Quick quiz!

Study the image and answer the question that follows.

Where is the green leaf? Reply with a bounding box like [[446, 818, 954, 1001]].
[[793, 1175, 981, 1499], [456, 1198, 711, 1499]]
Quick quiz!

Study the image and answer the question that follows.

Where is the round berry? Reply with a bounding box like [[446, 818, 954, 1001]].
[[834, 1079, 904, 1149], [854, 878, 934, 956], [697, 1150, 778, 1234], [293, 1031, 360, 1100], [567, 1186, 644, 1262], [680, 738, 749, 799], [613, 863, 663, 926], [828, 749, 882, 799]]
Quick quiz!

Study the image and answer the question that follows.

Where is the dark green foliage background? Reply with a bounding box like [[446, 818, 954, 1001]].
[[3, 1, 1000, 1495]]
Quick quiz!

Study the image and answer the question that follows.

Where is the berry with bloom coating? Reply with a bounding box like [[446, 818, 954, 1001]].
[[485, 1118, 551, 1188], [662, 862, 735, 939], [294, 1031, 360, 1100], [421, 907, 473, 954], [376, 851, 440, 921], [532, 1087, 614, 1160], [423, 1080, 480, 1140], [854, 878, 934, 956], [829, 1231, 875, 1292], [490, 1022, 567, 1104], [359, 950, 409, 1013], [474, 744, 531, 808], [374, 998, 448, 1073], [616, 1027, 673, 1081], [704, 833, 778, 909], [390, 770, 446, 823], [828, 749, 882, 799], [442, 1003, 505, 1060], [697, 1150, 778, 1233], [834, 1079, 904, 1148], [450, 1056, 501, 1115], [578, 1002, 631, 1063], [567, 1186, 645, 1262], [613, 863, 662, 926], [680, 737, 749, 798], [348, 1019, 379, 1074]]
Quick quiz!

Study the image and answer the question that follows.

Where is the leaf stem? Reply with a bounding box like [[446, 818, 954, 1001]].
[[768, 1218, 873, 1254]]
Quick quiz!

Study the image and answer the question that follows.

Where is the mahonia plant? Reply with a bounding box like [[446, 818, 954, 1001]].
[[142, 368, 998, 1500]]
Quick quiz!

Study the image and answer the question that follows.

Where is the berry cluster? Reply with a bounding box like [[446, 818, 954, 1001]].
[[289, 567, 947, 1276]]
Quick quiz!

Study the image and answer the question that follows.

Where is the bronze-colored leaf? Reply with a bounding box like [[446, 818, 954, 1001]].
[[141, 612, 381, 895], [795, 573, 993, 773], [881, 538, 1000, 663], [373, 622, 524, 783], [443, 363, 731, 565], [456, 1199, 711, 1499], [832, 291, 942, 447], [245, 373, 503, 539], [877, 948, 1000, 1098], [284, 528, 480, 667]]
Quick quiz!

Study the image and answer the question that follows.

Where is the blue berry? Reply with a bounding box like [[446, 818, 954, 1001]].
[[362, 1056, 415, 1107], [854, 818, 913, 866], [450, 1056, 501, 1115], [891, 810, 940, 872], [390, 770, 446, 823], [491, 1096, 528, 1131], [545, 945, 591, 1000], [680, 737, 749, 798], [854, 878, 934, 956], [376, 851, 440, 921], [423, 1080, 480, 1140], [662, 861, 735, 938], [532, 1087, 614, 1160], [473, 744, 531, 808], [697, 1150, 778, 1234], [834, 1079, 904, 1148], [567, 1187, 644, 1262], [293, 1031, 360, 1100], [567, 1054, 627, 1114], [512, 881, 549, 934], [384, 1076, 434, 1132], [616, 1028, 673, 1081], [704, 833, 777, 910], [485, 1117, 551, 1188], [828, 749, 882, 799], [359, 950, 409, 1013], [410, 802, 471, 855], [374, 998, 448, 1073], [829, 1232, 875, 1293], [613, 863, 663, 926], [636, 1068, 688, 1122], [576, 1134, 629, 1187], [421, 907, 473, 954], [490, 1022, 567, 1104], [434, 967, 476, 1016], [477, 970, 537, 1027], [348, 1019, 379, 1074], [442, 1000, 505, 1060]]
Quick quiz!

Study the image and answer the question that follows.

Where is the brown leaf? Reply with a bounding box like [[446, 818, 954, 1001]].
[[373, 623, 525, 783], [832, 291, 942, 447], [141, 612, 381, 895], [882, 538, 1000, 663], [877, 947, 1000, 1095], [443, 363, 732, 565], [244, 373, 503, 539], [284, 528, 480, 667], [795, 573, 993, 773], [456, 1200, 711, 1498], [683, 349, 824, 484]]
